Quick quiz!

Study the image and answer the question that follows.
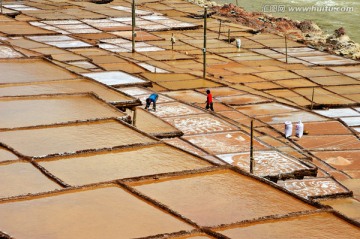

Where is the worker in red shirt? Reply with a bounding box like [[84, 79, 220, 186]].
[[206, 89, 214, 111]]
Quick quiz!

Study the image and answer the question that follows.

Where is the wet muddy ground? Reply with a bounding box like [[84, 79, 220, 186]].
[[0, 0, 359, 238]]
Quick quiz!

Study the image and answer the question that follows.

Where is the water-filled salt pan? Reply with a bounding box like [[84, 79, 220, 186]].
[[38, 143, 211, 186], [217, 212, 360, 239], [0, 94, 125, 129], [0, 162, 62, 199], [133, 170, 315, 226], [0, 186, 193, 238], [82, 71, 147, 87], [0, 119, 156, 158]]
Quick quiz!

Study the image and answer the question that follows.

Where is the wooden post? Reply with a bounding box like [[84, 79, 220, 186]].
[[203, 7, 207, 79], [171, 33, 175, 50], [285, 34, 288, 63], [310, 87, 315, 110], [228, 29, 231, 43], [131, 0, 136, 53], [250, 120, 254, 174], [236, 0, 239, 6], [133, 108, 137, 126], [218, 20, 222, 39]]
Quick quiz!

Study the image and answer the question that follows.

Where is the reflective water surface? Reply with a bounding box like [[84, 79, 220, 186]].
[[134, 170, 315, 226], [0, 95, 125, 128], [0, 120, 156, 157], [0, 59, 76, 84], [0, 79, 134, 103], [217, 212, 360, 238], [39, 144, 210, 186], [0, 162, 61, 199], [0, 186, 193, 238]]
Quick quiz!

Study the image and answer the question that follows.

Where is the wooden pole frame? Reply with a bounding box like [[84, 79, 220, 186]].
[[285, 34, 288, 63], [131, 0, 136, 53], [228, 29, 231, 43], [310, 87, 315, 110], [250, 120, 254, 174], [218, 20, 222, 39], [133, 108, 137, 126], [171, 33, 175, 50], [203, 7, 207, 79]]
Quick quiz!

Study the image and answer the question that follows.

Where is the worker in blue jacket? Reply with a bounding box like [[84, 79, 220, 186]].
[[145, 93, 158, 111]]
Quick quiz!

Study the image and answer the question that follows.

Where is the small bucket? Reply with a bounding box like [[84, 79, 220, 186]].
[[284, 121, 293, 138], [236, 38, 242, 48], [296, 121, 304, 138]]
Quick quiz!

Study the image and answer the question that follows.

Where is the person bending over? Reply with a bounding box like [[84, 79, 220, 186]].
[[145, 93, 158, 111]]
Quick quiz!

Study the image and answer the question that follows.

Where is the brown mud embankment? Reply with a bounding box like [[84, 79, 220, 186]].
[[188, 1, 360, 60]]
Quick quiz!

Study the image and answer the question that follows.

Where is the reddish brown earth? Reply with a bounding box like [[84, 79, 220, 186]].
[[212, 3, 360, 59]]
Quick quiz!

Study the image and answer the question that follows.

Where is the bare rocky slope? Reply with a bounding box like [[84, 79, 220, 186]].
[[187, 1, 360, 60]]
